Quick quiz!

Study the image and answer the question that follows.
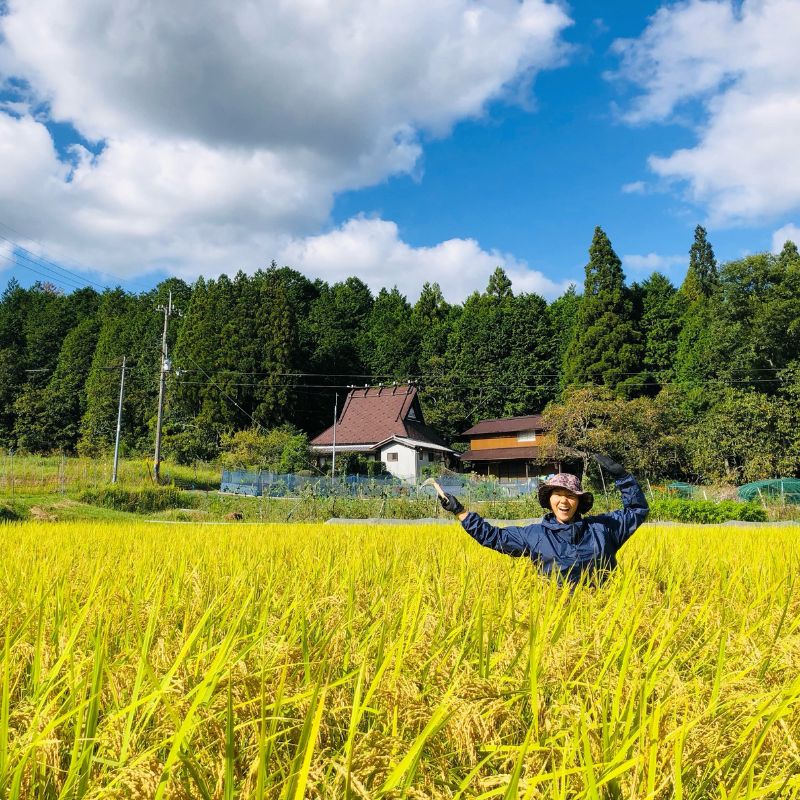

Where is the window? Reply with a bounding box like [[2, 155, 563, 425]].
[[517, 431, 537, 442], [386, 452, 399, 462]]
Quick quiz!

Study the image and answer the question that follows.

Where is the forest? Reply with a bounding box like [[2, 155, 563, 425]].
[[1, 225, 799, 483]]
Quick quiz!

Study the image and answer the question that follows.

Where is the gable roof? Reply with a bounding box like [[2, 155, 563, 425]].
[[462, 414, 548, 437], [310, 385, 451, 449]]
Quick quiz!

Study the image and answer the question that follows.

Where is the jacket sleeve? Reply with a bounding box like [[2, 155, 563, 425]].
[[459, 511, 540, 557], [599, 473, 649, 549]]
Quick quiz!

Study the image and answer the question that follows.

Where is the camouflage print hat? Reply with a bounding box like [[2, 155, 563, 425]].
[[538, 473, 594, 514]]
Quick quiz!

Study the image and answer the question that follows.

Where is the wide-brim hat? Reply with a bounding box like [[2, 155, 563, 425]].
[[538, 473, 594, 514]]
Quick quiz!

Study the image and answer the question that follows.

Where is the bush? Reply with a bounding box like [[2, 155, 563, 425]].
[[79, 486, 191, 513], [329, 453, 389, 477], [0, 503, 22, 521], [648, 497, 766, 524], [220, 426, 311, 473]]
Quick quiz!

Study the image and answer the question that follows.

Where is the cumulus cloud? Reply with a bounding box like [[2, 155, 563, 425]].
[[613, 0, 800, 225], [622, 252, 685, 274], [278, 216, 575, 303], [771, 224, 800, 254], [0, 0, 571, 284]]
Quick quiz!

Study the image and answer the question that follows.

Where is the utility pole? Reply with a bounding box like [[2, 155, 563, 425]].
[[112, 356, 126, 483], [331, 393, 338, 481], [154, 291, 179, 483]]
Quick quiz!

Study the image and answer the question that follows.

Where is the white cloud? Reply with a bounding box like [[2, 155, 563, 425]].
[[621, 180, 647, 195], [278, 216, 576, 302], [0, 0, 571, 285], [771, 224, 800, 254], [622, 252, 685, 274], [613, 0, 800, 225]]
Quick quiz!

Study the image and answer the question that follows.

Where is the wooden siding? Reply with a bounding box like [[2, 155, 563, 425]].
[[470, 433, 554, 450]]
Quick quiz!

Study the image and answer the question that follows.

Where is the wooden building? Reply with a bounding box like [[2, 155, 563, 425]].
[[459, 414, 561, 480]]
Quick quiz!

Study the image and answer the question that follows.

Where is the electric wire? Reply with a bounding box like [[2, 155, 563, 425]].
[[0, 233, 112, 292], [0, 250, 93, 293]]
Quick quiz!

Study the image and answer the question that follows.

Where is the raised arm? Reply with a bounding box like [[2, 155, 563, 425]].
[[593, 455, 649, 549]]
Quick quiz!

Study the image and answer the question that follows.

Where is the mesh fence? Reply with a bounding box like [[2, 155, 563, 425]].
[[737, 479, 800, 505], [220, 470, 542, 499]]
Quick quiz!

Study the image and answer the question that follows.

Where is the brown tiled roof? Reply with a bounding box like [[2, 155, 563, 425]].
[[310, 386, 449, 449], [460, 445, 555, 462], [404, 420, 450, 449], [462, 414, 547, 437]]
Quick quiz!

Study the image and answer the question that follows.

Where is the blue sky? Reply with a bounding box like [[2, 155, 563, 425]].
[[1, 0, 799, 302]]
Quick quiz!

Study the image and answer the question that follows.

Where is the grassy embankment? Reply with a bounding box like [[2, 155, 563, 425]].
[[0, 454, 218, 522], [1, 520, 799, 797]]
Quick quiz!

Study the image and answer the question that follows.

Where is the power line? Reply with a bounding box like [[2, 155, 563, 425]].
[[0, 249, 92, 293], [0, 231, 112, 292], [178, 351, 264, 430], [168, 364, 791, 378], [171, 376, 786, 390]]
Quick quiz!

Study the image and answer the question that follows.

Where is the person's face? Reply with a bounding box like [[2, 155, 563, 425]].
[[549, 488, 579, 523]]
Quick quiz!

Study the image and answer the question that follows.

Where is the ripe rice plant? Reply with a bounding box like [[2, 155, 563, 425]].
[[1, 520, 799, 798]]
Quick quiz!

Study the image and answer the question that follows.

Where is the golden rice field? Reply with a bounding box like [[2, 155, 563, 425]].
[[1, 520, 800, 799]]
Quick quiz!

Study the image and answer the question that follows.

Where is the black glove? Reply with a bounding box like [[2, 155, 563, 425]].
[[593, 454, 627, 479], [439, 492, 465, 514]]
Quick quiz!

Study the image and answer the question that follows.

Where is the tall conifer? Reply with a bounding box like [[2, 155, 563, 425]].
[[681, 225, 718, 301], [562, 226, 642, 393]]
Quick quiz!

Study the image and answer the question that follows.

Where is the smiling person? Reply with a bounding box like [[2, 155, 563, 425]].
[[439, 454, 649, 585]]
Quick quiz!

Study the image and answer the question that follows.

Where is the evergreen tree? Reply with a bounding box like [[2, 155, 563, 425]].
[[168, 276, 224, 460], [431, 269, 556, 439], [562, 227, 642, 395], [196, 274, 239, 430], [35, 315, 101, 452], [0, 280, 29, 445], [412, 282, 451, 369], [267, 265, 321, 432], [78, 290, 133, 455], [486, 266, 513, 299], [308, 277, 373, 378], [126, 280, 189, 452], [410, 282, 458, 434], [250, 270, 301, 428], [675, 226, 720, 393], [362, 287, 418, 379], [681, 225, 718, 301], [638, 272, 683, 387], [11, 282, 81, 451], [171, 277, 214, 426], [548, 284, 580, 387]]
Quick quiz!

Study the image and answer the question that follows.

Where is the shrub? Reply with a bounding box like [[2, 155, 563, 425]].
[[220, 426, 311, 473], [78, 486, 191, 513], [0, 503, 22, 521], [648, 497, 766, 524]]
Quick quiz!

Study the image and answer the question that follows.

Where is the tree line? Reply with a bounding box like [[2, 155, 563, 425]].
[[1, 225, 799, 483]]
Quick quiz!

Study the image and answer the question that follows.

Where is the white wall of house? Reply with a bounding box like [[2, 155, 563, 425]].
[[380, 442, 419, 482]]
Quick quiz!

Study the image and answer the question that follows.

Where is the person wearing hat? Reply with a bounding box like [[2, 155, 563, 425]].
[[439, 454, 648, 584]]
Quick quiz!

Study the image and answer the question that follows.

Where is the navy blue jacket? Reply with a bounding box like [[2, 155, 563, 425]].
[[461, 474, 649, 584]]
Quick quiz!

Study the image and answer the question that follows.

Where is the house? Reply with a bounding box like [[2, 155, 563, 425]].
[[310, 385, 457, 483], [459, 414, 561, 481]]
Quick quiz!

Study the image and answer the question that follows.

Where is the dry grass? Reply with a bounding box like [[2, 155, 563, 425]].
[[1, 520, 799, 798]]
